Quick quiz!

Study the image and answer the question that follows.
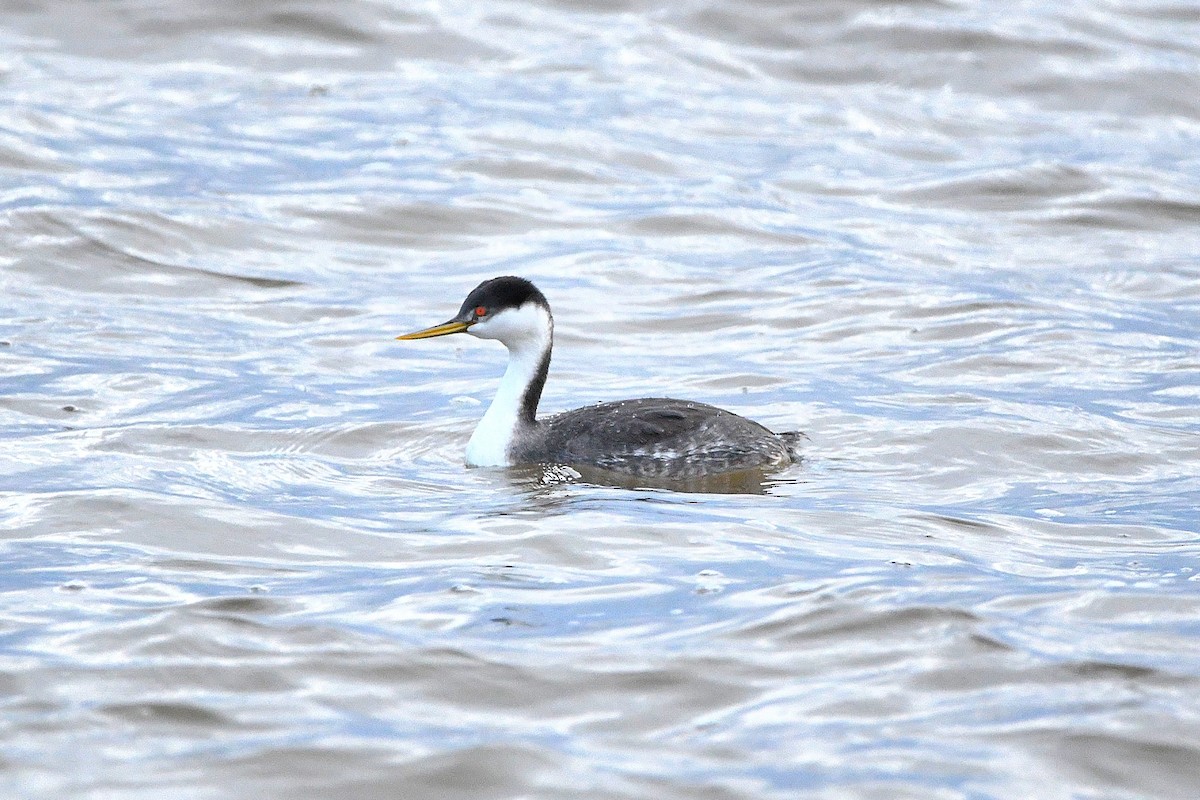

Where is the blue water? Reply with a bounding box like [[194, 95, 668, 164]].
[[3, 2, 1200, 798]]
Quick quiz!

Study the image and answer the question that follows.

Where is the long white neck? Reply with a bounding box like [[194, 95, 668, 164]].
[[465, 304, 552, 467]]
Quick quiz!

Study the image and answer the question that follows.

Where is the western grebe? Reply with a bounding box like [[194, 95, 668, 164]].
[[396, 276, 800, 479]]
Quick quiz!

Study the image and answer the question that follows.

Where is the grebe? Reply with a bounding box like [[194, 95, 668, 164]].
[[396, 276, 800, 479]]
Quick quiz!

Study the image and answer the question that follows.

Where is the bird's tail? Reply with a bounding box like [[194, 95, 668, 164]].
[[776, 430, 807, 460]]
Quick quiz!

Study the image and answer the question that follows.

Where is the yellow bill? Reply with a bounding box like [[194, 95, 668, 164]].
[[395, 320, 472, 340]]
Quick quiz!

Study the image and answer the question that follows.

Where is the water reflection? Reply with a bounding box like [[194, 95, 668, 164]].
[[512, 462, 801, 495]]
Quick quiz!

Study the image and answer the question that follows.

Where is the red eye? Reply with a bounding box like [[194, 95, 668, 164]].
[[474, 305, 487, 317]]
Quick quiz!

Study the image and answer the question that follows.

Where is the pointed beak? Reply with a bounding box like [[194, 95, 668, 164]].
[[395, 318, 473, 340]]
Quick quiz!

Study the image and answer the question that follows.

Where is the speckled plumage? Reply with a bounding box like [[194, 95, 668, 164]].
[[516, 398, 797, 478]]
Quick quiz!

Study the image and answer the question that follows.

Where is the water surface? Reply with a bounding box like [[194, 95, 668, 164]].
[[2, 1, 1200, 798]]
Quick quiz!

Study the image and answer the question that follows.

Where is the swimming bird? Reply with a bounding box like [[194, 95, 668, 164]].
[[396, 276, 800, 479]]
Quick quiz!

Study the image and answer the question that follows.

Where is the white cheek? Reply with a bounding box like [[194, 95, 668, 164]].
[[468, 318, 500, 340], [468, 304, 548, 344]]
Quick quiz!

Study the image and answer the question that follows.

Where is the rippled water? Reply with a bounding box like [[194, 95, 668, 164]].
[[3, 1, 1200, 797]]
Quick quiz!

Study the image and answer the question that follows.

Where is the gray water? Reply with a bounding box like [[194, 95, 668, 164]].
[[3, 1, 1200, 798]]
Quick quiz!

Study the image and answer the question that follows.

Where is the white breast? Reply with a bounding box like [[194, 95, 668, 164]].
[[465, 412, 516, 466]]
